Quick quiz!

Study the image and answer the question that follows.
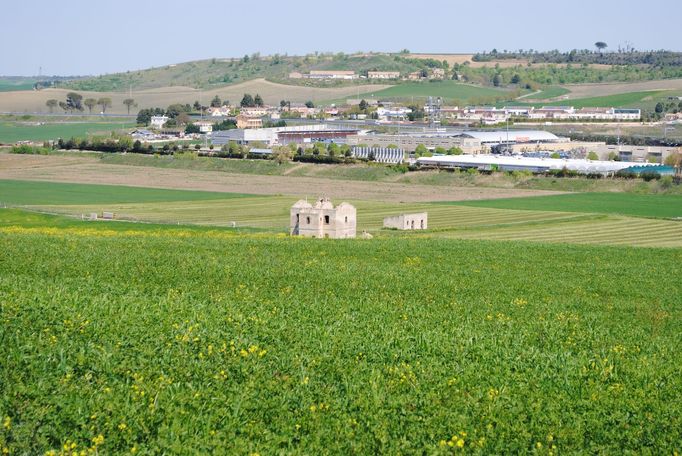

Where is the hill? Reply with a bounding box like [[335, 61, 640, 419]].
[[0, 79, 391, 115]]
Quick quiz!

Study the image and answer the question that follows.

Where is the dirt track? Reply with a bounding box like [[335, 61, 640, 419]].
[[0, 154, 565, 203]]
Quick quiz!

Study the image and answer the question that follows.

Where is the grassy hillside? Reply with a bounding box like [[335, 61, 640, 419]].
[[58, 53, 427, 92], [351, 81, 513, 104], [1, 208, 680, 454]]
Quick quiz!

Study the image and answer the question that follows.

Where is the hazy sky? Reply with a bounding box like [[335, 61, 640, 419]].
[[2, 0, 681, 76]]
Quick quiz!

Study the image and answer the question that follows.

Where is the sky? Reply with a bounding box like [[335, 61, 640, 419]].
[[2, 0, 681, 76]]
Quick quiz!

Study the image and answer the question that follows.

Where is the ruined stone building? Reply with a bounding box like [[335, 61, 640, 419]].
[[383, 213, 428, 230], [290, 198, 356, 239]]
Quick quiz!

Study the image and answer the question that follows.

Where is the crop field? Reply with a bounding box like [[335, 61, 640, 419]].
[[537, 91, 666, 109], [348, 81, 511, 104], [0, 78, 37, 92], [3, 179, 681, 248], [451, 193, 682, 219], [0, 208, 680, 454], [0, 180, 254, 206], [0, 121, 134, 144], [519, 86, 571, 101]]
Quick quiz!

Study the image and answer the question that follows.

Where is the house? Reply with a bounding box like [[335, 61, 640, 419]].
[[207, 106, 232, 117], [150, 115, 169, 129], [236, 115, 263, 129], [383, 213, 428, 230], [290, 197, 356, 239], [288, 72, 304, 79], [431, 68, 446, 79], [195, 121, 213, 133], [368, 71, 401, 80], [239, 106, 269, 118], [407, 71, 424, 80], [308, 70, 357, 80], [376, 106, 412, 122]]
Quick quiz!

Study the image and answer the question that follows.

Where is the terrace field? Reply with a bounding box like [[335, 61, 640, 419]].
[[1, 208, 680, 454]]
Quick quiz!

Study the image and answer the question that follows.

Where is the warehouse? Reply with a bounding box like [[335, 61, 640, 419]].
[[416, 154, 665, 175]]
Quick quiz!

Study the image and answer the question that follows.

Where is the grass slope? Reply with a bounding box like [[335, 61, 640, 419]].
[[0, 209, 680, 454], [0, 122, 134, 143], [348, 81, 511, 104], [0, 179, 254, 206], [450, 193, 682, 219]]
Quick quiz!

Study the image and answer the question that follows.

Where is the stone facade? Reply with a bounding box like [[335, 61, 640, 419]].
[[290, 198, 356, 239], [383, 213, 428, 230]]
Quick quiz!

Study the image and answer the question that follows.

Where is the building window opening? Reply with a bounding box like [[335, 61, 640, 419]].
[[324, 215, 330, 224], [420, 219, 424, 229], [306, 216, 311, 224], [345, 216, 348, 223]]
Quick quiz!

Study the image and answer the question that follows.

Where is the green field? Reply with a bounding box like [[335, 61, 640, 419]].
[[335, 81, 512, 104], [537, 91, 665, 108], [522, 86, 571, 100], [0, 180, 253, 206], [0, 78, 37, 92], [451, 193, 682, 219], [0, 122, 134, 143], [0, 208, 680, 454], [4, 180, 682, 248]]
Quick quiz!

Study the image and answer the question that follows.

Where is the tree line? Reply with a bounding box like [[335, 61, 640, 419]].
[[45, 93, 137, 114]]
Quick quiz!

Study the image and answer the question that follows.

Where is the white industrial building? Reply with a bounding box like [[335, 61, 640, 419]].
[[416, 154, 664, 175], [352, 147, 405, 164]]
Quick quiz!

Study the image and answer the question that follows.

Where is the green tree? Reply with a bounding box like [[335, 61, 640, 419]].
[[305, 100, 315, 108], [434, 146, 447, 155], [254, 94, 264, 107], [45, 99, 58, 113], [97, 97, 112, 113], [210, 95, 222, 107], [492, 74, 502, 87], [655, 102, 664, 114], [414, 144, 428, 157], [595, 42, 608, 53], [240, 94, 254, 107], [65, 92, 84, 112], [587, 151, 599, 160], [359, 99, 368, 111], [448, 146, 463, 155], [123, 98, 136, 115], [84, 98, 97, 114]]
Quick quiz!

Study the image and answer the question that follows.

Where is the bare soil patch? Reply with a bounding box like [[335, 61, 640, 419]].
[[0, 154, 564, 203]]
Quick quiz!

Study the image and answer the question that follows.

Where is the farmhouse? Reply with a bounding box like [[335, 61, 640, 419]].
[[368, 71, 401, 79], [236, 115, 263, 129], [290, 197, 356, 239], [150, 115, 169, 129], [383, 213, 428, 230]]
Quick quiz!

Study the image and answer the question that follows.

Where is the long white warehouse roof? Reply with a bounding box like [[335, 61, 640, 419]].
[[460, 130, 561, 143], [417, 155, 663, 174]]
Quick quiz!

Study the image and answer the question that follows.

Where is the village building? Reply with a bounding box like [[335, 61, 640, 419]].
[[383, 213, 428, 230], [290, 197, 356, 239], [368, 71, 401, 80], [150, 115, 169, 129], [236, 115, 263, 129]]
